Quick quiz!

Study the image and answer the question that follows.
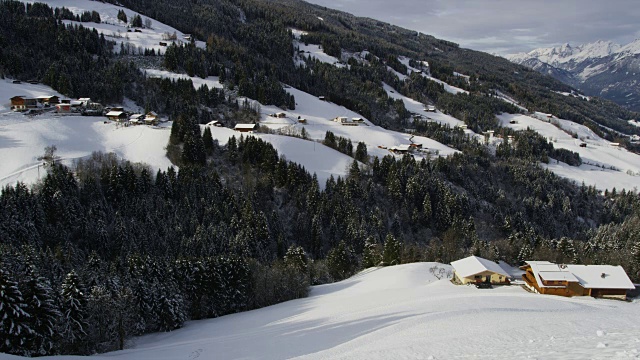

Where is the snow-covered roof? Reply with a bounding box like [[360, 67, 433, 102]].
[[106, 111, 124, 117], [235, 123, 257, 130], [524, 261, 634, 290], [451, 256, 509, 279], [146, 111, 158, 117], [390, 144, 412, 152], [523, 261, 575, 288], [566, 265, 635, 290], [206, 120, 220, 126]]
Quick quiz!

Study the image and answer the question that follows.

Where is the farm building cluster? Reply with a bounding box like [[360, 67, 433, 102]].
[[451, 255, 636, 300], [9, 92, 164, 126], [10, 95, 102, 116]]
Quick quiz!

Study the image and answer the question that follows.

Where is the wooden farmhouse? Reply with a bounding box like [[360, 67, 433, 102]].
[[36, 95, 60, 105], [521, 261, 635, 300], [106, 111, 127, 122], [451, 256, 511, 285], [144, 111, 158, 125], [234, 123, 258, 133], [10, 96, 37, 111], [129, 113, 145, 124]]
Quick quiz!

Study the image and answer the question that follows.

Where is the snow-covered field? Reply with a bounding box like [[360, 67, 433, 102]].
[[0, 80, 172, 187], [499, 113, 640, 191], [2, 262, 639, 360], [382, 83, 469, 130], [291, 29, 345, 68], [21, 0, 205, 54], [398, 57, 469, 95]]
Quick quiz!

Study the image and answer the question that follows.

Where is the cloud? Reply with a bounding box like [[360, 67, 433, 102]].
[[304, 0, 640, 54]]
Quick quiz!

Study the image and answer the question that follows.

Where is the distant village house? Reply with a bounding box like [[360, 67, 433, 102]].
[[206, 120, 223, 127], [10, 96, 37, 111], [36, 95, 59, 105], [234, 123, 258, 133], [106, 110, 127, 122], [144, 111, 158, 125]]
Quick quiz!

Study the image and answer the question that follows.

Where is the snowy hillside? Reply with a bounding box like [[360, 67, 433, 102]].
[[21, 0, 205, 54], [0, 80, 172, 187], [397, 57, 469, 95], [143, 69, 459, 161], [2, 262, 639, 360], [499, 113, 640, 191]]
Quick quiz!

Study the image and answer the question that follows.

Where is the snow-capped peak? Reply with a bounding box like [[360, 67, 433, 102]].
[[508, 40, 622, 66], [617, 38, 640, 55]]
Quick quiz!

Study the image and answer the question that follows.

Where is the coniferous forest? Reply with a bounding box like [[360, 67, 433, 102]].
[[1, 0, 640, 356]]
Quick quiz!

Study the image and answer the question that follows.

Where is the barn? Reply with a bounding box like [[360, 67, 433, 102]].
[[451, 256, 511, 285]]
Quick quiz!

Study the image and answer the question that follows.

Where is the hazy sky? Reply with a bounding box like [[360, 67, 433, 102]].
[[303, 0, 640, 54]]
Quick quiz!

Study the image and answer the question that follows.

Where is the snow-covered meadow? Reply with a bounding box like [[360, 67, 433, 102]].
[[21, 0, 205, 54], [499, 113, 640, 191], [1, 262, 639, 360]]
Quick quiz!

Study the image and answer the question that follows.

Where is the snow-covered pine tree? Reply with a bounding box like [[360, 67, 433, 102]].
[[22, 265, 60, 356], [59, 270, 88, 354], [383, 234, 402, 266], [362, 237, 381, 268], [0, 268, 32, 355]]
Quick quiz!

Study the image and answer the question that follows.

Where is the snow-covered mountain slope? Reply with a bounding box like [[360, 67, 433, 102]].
[[21, 0, 205, 54], [397, 57, 469, 95], [142, 69, 459, 161], [498, 113, 640, 191], [0, 69, 458, 189], [508, 39, 640, 111], [2, 262, 639, 360], [291, 29, 346, 68]]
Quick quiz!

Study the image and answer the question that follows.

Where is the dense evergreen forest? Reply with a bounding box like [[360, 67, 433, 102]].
[[1, 0, 640, 356]]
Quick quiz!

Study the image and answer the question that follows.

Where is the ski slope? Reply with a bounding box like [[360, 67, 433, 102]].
[[499, 113, 640, 191], [2, 262, 639, 360], [21, 0, 205, 54]]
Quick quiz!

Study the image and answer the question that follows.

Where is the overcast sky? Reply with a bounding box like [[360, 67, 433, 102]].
[[303, 0, 640, 55]]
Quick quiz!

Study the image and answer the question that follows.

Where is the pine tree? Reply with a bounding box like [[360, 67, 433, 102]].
[[22, 265, 60, 356], [59, 270, 88, 354], [326, 241, 356, 281], [284, 245, 308, 273], [202, 126, 214, 155], [383, 234, 401, 266], [362, 237, 381, 268], [354, 141, 368, 163], [117, 9, 127, 23], [0, 268, 32, 355]]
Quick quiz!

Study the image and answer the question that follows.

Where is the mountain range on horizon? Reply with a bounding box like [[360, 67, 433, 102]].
[[508, 39, 640, 112]]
